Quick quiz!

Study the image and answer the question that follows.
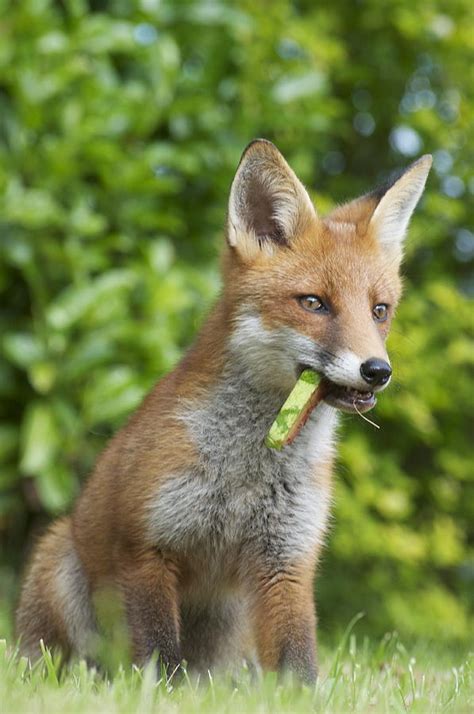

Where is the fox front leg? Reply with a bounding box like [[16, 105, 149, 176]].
[[119, 548, 182, 676], [250, 562, 318, 685]]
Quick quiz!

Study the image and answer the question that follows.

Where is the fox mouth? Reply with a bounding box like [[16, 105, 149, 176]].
[[297, 365, 377, 413], [321, 379, 376, 413]]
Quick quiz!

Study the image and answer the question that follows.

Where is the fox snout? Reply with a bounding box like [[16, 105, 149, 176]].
[[321, 347, 391, 391], [312, 348, 392, 413]]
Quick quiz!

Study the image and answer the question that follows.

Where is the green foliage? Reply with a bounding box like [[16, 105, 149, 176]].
[[0, 0, 472, 645]]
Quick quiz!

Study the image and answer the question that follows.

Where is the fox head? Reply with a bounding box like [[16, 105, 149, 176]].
[[223, 139, 432, 412]]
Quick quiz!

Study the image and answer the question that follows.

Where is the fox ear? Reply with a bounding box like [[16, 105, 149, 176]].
[[369, 155, 432, 259], [227, 139, 316, 259]]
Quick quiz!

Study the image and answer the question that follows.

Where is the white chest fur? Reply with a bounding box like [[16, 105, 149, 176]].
[[147, 370, 339, 565]]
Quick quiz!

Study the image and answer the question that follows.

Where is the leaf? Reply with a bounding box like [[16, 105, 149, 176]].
[[0, 424, 18, 463], [20, 402, 60, 476], [36, 463, 77, 514], [2, 333, 44, 369], [272, 71, 326, 103], [46, 270, 137, 330]]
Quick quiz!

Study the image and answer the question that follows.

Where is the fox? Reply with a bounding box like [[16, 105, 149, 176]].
[[16, 139, 432, 684]]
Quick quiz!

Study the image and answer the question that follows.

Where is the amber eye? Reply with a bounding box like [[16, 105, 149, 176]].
[[373, 303, 389, 322], [298, 295, 327, 313]]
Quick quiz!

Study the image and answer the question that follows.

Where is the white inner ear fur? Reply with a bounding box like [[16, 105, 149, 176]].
[[369, 154, 432, 259], [227, 142, 316, 251]]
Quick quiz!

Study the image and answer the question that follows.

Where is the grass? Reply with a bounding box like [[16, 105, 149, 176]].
[[0, 624, 472, 714]]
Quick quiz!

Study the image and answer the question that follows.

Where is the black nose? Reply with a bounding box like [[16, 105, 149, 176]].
[[360, 358, 392, 387]]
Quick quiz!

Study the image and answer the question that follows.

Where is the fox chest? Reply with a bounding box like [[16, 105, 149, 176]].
[[146, 380, 338, 563]]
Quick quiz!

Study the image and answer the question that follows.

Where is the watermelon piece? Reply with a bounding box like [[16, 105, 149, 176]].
[[265, 370, 323, 450]]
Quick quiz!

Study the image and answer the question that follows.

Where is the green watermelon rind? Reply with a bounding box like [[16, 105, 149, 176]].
[[265, 369, 320, 450]]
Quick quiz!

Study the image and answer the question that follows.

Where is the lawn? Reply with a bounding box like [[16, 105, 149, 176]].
[[1, 622, 471, 714]]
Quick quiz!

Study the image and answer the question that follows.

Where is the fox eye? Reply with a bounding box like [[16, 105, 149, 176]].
[[298, 295, 327, 313], [373, 303, 389, 322]]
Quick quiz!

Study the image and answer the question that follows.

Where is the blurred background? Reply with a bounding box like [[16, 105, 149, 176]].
[[0, 0, 472, 648]]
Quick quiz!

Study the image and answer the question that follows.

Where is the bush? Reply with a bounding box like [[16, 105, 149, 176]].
[[0, 0, 472, 644]]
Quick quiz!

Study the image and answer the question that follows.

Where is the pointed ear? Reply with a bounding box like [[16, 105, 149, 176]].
[[369, 154, 432, 260], [227, 139, 317, 259]]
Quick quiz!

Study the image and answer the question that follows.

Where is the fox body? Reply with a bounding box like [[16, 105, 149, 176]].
[[16, 140, 431, 683]]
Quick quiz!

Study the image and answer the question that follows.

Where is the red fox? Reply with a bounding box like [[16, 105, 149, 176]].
[[16, 140, 431, 683]]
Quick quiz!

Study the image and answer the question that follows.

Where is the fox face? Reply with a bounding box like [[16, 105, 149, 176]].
[[224, 140, 431, 412]]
